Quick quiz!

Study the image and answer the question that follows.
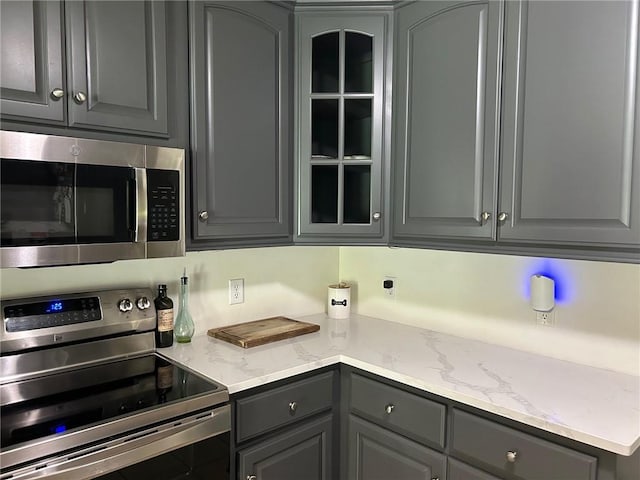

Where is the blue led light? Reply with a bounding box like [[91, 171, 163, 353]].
[[522, 259, 573, 305], [46, 301, 63, 313], [53, 425, 67, 434]]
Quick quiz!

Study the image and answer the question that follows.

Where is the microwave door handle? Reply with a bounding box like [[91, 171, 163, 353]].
[[132, 168, 147, 243]]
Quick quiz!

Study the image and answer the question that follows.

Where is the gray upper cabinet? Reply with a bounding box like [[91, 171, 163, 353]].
[[393, 0, 640, 259], [392, 0, 503, 241], [1, 1, 169, 138], [0, 1, 64, 122], [296, 10, 392, 242], [190, 1, 291, 243], [65, 1, 167, 135], [499, 0, 640, 249]]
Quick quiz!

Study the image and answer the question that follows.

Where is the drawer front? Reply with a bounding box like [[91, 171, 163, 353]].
[[451, 409, 597, 480], [448, 458, 502, 480], [350, 373, 446, 449], [236, 371, 334, 442]]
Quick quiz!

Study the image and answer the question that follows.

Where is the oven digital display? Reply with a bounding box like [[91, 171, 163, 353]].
[[48, 302, 64, 312], [4, 296, 102, 332]]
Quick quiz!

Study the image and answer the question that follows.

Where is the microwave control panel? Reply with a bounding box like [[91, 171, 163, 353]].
[[147, 169, 179, 242]]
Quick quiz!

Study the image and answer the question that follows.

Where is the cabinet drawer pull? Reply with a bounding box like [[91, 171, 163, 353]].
[[506, 450, 518, 463], [372, 212, 381, 221], [481, 211, 491, 223], [198, 210, 209, 222], [289, 401, 297, 413], [51, 88, 65, 100], [247, 476, 257, 480], [384, 404, 395, 414], [498, 212, 509, 222]]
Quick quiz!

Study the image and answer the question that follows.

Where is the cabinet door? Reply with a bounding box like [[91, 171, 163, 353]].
[[190, 1, 291, 242], [297, 13, 390, 240], [448, 458, 502, 480], [348, 415, 446, 480], [65, 0, 168, 136], [392, 0, 503, 241], [238, 415, 333, 480], [499, 0, 640, 248], [0, 0, 64, 122]]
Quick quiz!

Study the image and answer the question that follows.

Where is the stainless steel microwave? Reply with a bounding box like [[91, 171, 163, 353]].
[[0, 131, 185, 268]]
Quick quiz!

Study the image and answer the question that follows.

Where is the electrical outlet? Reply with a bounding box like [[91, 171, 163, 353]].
[[229, 278, 244, 305], [536, 310, 555, 326], [383, 276, 396, 298]]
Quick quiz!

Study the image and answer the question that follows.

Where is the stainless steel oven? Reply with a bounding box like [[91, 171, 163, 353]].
[[0, 288, 230, 480], [0, 131, 185, 268]]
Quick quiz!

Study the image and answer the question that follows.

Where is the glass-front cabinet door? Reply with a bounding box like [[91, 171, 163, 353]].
[[296, 13, 390, 241]]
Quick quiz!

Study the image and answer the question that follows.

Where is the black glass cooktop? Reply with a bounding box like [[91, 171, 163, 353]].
[[0, 354, 223, 449]]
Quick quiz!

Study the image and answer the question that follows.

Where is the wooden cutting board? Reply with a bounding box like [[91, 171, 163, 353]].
[[207, 316, 320, 348]]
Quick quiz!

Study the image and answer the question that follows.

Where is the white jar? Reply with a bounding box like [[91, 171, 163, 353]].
[[327, 282, 350, 319]]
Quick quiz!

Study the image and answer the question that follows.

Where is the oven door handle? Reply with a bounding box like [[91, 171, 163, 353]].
[[132, 167, 147, 244], [7, 405, 230, 480]]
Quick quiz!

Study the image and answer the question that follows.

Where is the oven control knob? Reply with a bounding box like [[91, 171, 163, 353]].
[[118, 298, 133, 313], [136, 297, 151, 310]]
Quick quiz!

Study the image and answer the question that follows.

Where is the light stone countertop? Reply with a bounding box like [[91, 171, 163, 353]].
[[159, 313, 640, 456]]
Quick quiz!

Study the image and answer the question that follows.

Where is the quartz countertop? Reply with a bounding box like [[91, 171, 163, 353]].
[[159, 313, 640, 456]]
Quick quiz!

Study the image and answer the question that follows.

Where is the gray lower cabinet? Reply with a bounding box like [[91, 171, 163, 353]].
[[190, 1, 292, 245], [295, 8, 392, 243], [392, 0, 640, 260], [450, 408, 598, 480], [238, 414, 333, 480], [448, 458, 502, 480], [233, 369, 337, 480], [348, 415, 447, 480], [1, 0, 169, 138]]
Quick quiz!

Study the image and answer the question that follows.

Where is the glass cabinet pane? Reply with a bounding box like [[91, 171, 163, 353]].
[[312, 99, 339, 158], [311, 165, 338, 223], [344, 165, 371, 223], [345, 32, 373, 93], [312, 32, 339, 93], [344, 99, 372, 158]]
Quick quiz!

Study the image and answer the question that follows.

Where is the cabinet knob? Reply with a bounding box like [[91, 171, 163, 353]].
[[73, 91, 87, 104], [289, 401, 297, 413], [384, 404, 395, 414], [198, 211, 209, 222], [481, 211, 491, 223], [51, 88, 65, 100], [372, 212, 381, 221], [247, 476, 257, 480], [498, 212, 509, 222], [506, 450, 518, 463]]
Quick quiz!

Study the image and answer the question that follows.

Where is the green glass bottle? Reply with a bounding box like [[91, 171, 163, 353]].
[[174, 269, 195, 343]]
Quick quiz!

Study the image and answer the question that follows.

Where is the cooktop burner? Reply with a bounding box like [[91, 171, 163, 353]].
[[1, 353, 222, 450]]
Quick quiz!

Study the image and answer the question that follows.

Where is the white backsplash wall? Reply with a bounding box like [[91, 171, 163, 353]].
[[0, 246, 339, 334], [339, 246, 640, 376]]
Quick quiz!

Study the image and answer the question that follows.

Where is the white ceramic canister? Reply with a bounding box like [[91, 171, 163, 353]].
[[327, 282, 351, 319]]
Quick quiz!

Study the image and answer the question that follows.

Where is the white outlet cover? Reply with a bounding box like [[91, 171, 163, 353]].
[[229, 278, 244, 305]]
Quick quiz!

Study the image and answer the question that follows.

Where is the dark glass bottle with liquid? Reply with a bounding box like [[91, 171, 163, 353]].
[[154, 284, 174, 348]]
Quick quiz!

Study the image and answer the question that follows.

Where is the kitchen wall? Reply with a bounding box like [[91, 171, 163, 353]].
[[339, 246, 640, 376], [0, 246, 339, 335], [2, 244, 638, 376]]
